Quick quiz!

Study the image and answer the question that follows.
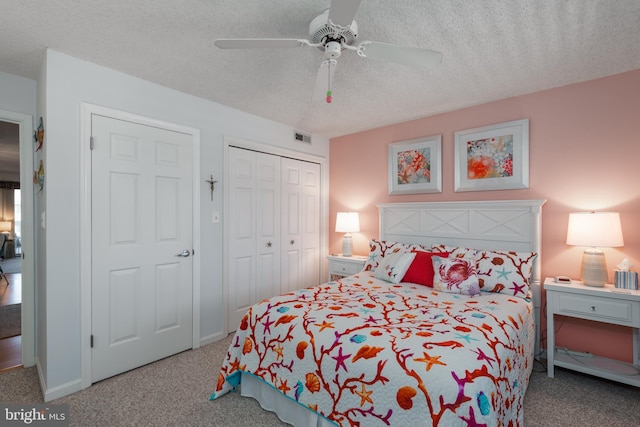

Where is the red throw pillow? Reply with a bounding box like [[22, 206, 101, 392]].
[[403, 251, 450, 287]]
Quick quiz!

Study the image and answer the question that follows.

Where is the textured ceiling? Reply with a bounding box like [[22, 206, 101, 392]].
[[1, 0, 640, 138]]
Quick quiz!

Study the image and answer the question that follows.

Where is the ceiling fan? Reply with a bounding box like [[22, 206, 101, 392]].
[[214, 0, 442, 103]]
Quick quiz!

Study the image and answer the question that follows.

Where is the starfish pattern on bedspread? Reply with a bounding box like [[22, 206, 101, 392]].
[[211, 271, 534, 426]]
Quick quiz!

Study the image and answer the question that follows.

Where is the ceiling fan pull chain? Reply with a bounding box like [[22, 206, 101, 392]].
[[326, 60, 333, 103]]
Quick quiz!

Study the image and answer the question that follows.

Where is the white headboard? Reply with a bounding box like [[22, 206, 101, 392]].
[[377, 199, 546, 357]]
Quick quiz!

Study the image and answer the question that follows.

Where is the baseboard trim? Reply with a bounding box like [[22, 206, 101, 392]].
[[200, 331, 226, 347], [37, 356, 83, 402]]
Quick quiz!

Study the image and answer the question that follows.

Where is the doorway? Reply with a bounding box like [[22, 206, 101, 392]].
[[0, 185, 22, 370], [0, 110, 35, 371]]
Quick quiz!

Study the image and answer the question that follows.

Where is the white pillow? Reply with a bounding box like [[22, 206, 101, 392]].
[[374, 252, 416, 283]]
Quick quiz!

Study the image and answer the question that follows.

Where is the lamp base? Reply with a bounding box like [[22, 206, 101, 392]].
[[581, 249, 608, 287], [341, 234, 353, 257]]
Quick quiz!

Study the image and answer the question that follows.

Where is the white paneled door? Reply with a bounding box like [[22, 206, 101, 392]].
[[300, 160, 321, 288], [281, 157, 321, 293], [227, 148, 281, 332], [90, 114, 193, 383], [227, 146, 321, 333]]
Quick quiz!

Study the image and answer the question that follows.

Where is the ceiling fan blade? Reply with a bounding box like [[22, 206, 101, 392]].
[[328, 0, 362, 27], [214, 38, 307, 49], [359, 42, 443, 68], [312, 59, 337, 103]]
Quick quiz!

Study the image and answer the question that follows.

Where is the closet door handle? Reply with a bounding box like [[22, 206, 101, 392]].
[[266, 241, 272, 248], [290, 240, 295, 245]]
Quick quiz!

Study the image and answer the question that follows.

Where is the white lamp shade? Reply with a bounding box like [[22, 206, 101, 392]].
[[566, 211, 624, 287], [0, 221, 11, 232], [566, 212, 623, 248], [335, 212, 360, 233]]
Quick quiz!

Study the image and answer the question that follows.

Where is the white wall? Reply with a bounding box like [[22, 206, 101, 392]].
[[0, 71, 37, 116], [42, 49, 329, 397], [36, 59, 48, 381]]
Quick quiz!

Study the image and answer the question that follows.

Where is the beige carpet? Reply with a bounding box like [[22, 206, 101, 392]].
[[0, 303, 20, 339], [0, 334, 639, 426]]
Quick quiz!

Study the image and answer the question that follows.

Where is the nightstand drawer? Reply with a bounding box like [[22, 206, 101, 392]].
[[330, 260, 362, 276], [556, 293, 640, 327]]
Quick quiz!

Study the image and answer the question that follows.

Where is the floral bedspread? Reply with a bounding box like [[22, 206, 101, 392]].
[[211, 271, 534, 426]]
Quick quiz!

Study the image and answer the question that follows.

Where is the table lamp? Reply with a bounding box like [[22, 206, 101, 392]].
[[335, 212, 360, 257], [566, 211, 624, 286], [0, 221, 11, 235]]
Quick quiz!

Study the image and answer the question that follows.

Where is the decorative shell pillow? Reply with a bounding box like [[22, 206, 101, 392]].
[[432, 256, 481, 296], [374, 251, 416, 284], [475, 250, 537, 299], [363, 239, 429, 271]]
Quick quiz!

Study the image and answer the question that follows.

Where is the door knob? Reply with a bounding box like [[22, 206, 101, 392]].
[[290, 240, 295, 245], [175, 249, 191, 257]]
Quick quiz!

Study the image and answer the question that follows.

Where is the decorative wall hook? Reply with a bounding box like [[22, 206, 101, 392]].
[[205, 175, 218, 200]]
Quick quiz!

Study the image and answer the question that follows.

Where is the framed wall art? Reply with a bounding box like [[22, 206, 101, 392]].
[[454, 118, 529, 192], [388, 135, 441, 195]]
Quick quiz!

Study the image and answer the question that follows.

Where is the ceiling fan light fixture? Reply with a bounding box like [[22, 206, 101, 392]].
[[324, 41, 342, 59], [214, 0, 441, 104]]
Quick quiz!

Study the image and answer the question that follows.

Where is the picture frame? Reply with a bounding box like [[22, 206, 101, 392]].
[[388, 135, 442, 195], [454, 118, 529, 192]]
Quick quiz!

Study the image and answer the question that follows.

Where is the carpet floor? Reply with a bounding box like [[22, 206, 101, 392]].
[[0, 333, 639, 426]]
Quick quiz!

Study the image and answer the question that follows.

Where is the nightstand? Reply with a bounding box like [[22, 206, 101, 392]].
[[327, 254, 367, 282], [545, 277, 640, 387]]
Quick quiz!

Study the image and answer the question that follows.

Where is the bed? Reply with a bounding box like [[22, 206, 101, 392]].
[[211, 200, 546, 426]]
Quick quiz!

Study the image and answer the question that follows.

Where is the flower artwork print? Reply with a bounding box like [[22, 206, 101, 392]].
[[454, 119, 528, 192], [389, 135, 441, 194], [466, 134, 513, 180], [397, 148, 430, 185]]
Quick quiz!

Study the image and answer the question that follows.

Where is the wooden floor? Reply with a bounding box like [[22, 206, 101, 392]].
[[0, 273, 22, 372], [0, 335, 21, 371]]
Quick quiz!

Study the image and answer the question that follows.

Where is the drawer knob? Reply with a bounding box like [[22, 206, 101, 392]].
[[590, 306, 597, 311]]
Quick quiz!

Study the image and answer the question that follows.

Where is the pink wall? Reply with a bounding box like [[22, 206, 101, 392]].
[[329, 69, 640, 361]]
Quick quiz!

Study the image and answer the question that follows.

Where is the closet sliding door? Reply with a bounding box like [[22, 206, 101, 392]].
[[227, 147, 321, 333]]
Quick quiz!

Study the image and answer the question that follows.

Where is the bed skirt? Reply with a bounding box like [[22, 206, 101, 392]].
[[240, 373, 336, 427]]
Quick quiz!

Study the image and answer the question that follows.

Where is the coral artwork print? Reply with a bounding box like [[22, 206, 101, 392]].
[[397, 148, 431, 184], [466, 134, 513, 180]]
